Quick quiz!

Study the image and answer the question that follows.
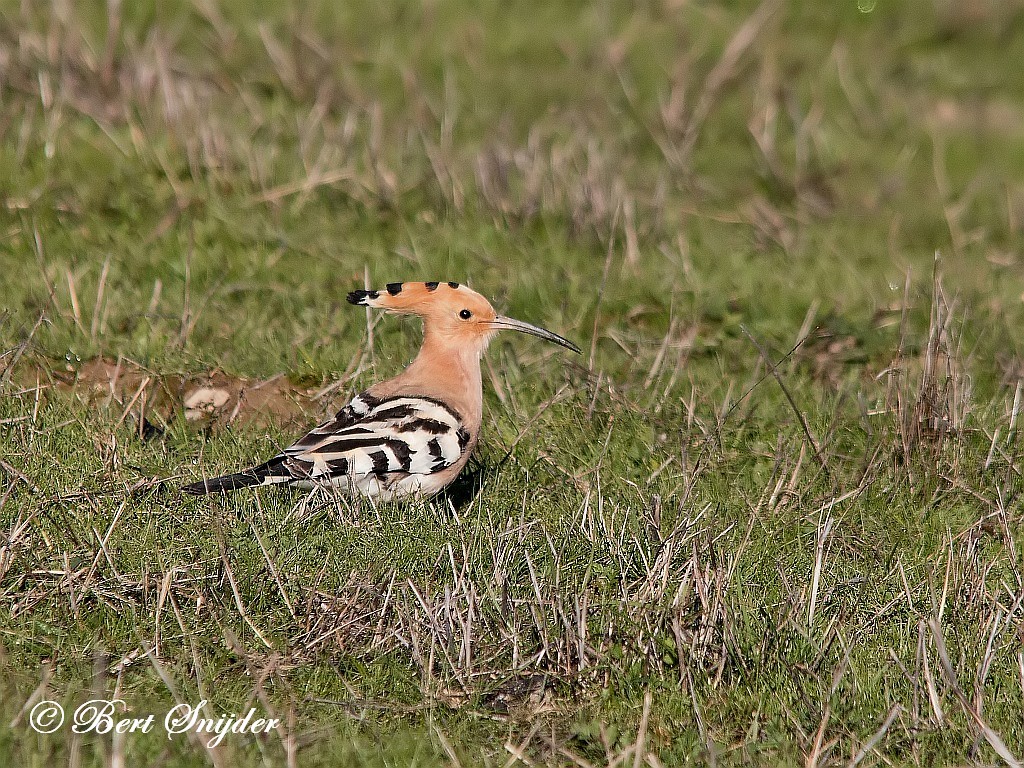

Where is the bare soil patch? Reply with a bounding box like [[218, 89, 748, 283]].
[[16, 356, 329, 432]]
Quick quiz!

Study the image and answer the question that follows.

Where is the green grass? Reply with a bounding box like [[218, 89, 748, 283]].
[[2, 0, 1024, 765]]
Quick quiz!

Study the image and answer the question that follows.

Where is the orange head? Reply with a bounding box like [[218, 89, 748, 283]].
[[347, 281, 580, 354]]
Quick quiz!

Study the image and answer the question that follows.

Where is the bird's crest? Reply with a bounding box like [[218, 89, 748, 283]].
[[347, 281, 499, 329], [348, 281, 468, 313], [347, 280, 580, 353]]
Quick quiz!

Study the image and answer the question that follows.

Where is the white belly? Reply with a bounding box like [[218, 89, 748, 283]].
[[290, 471, 450, 500]]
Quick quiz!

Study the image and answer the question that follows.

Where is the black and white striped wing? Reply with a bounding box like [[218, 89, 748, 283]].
[[275, 393, 472, 489], [182, 392, 473, 496]]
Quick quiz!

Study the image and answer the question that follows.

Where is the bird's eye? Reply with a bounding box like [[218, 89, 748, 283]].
[[459, 309, 472, 320]]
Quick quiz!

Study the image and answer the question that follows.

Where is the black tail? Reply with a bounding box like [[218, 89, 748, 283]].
[[182, 457, 290, 495]]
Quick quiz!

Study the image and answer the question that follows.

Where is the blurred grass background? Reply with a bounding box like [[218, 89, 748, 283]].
[[1, 0, 1024, 765]]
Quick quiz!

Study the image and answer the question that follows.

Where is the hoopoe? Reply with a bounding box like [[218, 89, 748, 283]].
[[183, 281, 580, 499]]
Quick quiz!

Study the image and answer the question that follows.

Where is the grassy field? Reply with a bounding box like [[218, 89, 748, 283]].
[[2, 0, 1024, 765]]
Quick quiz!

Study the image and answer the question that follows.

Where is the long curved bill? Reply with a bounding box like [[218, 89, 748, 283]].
[[490, 315, 582, 354]]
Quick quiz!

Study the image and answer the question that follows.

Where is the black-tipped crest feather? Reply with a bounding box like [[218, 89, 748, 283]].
[[346, 289, 378, 305]]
